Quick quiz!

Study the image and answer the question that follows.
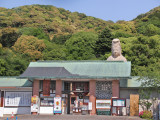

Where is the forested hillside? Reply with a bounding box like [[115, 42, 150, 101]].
[[0, 5, 160, 76]]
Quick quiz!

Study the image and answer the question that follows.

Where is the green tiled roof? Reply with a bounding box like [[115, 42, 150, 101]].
[[20, 60, 131, 79], [0, 77, 32, 87], [120, 76, 141, 87]]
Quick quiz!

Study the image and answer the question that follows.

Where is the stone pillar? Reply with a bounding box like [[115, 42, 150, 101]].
[[33, 80, 40, 96], [112, 80, 119, 98], [89, 80, 96, 115], [56, 80, 62, 97]]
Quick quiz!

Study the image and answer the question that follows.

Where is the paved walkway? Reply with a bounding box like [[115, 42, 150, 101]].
[[1, 115, 143, 120]]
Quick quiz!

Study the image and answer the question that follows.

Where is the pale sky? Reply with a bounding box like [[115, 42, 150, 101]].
[[0, 0, 159, 22]]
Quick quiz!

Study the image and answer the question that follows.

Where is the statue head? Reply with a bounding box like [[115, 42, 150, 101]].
[[111, 39, 122, 58], [107, 38, 127, 61]]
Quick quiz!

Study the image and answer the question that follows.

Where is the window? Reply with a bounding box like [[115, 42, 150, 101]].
[[71, 97, 76, 104], [40, 81, 43, 91], [64, 82, 70, 91], [72, 82, 89, 91], [50, 81, 56, 90], [76, 83, 84, 91]]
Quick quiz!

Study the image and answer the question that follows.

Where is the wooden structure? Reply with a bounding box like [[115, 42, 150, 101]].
[[130, 94, 139, 116]]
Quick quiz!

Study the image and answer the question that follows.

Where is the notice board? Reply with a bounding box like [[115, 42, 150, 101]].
[[5, 92, 32, 107], [112, 98, 126, 107]]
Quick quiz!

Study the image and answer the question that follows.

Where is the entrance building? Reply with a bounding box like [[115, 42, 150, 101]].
[[20, 61, 131, 115]]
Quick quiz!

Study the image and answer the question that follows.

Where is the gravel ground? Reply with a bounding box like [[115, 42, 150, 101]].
[[1, 115, 143, 120]]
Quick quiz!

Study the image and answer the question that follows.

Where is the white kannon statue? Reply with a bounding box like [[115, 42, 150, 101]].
[[107, 38, 127, 61]]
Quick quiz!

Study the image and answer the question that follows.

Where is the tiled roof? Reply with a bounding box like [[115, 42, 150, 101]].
[[0, 77, 32, 87], [19, 61, 131, 79]]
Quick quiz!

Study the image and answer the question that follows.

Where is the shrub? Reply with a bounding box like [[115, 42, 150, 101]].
[[139, 111, 144, 118], [139, 111, 152, 119]]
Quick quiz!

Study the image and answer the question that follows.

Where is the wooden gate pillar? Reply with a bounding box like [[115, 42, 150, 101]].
[[89, 80, 96, 115]]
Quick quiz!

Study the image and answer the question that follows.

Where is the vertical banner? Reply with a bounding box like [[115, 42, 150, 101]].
[[31, 95, 39, 113], [54, 97, 61, 113], [88, 102, 92, 110]]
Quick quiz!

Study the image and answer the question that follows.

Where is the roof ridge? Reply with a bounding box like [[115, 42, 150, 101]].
[[36, 60, 128, 63]]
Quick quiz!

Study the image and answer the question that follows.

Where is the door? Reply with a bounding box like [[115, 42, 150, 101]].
[[130, 94, 139, 116]]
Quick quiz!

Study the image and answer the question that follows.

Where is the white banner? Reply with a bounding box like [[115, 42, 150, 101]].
[[54, 97, 61, 113], [5, 92, 32, 106], [96, 99, 111, 109], [88, 102, 92, 110]]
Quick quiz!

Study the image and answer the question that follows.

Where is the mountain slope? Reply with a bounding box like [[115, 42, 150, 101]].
[[0, 5, 112, 38], [0, 5, 160, 76]]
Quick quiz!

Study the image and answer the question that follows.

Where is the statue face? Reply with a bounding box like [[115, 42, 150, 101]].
[[112, 48, 120, 57]]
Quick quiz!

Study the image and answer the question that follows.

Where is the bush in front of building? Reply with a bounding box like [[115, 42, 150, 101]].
[[139, 111, 153, 119], [139, 111, 144, 118]]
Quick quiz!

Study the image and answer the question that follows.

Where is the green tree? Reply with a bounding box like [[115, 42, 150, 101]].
[[12, 35, 46, 60], [52, 34, 72, 45], [0, 46, 29, 76], [95, 27, 113, 57], [0, 27, 20, 47], [65, 32, 98, 60], [0, 59, 7, 76], [122, 35, 160, 75], [19, 27, 50, 41], [138, 62, 160, 115], [137, 24, 160, 36], [43, 41, 66, 60]]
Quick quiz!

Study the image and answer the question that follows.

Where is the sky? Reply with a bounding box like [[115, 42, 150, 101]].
[[0, 0, 160, 22]]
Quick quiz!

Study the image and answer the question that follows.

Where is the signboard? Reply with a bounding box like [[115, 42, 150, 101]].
[[31, 95, 39, 113], [5, 92, 32, 107], [96, 99, 111, 109], [54, 97, 61, 113], [31, 104, 39, 112], [88, 102, 92, 110], [112, 98, 126, 107], [31, 95, 39, 104]]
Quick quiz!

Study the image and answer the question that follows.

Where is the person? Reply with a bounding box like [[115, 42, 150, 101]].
[[74, 99, 78, 107], [107, 39, 127, 61]]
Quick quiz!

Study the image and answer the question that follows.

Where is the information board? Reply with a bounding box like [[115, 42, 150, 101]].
[[96, 99, 111, 109], [5, 92, 32, 107], [54, 97, 61, 113], [112, 98, 126, 107]]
